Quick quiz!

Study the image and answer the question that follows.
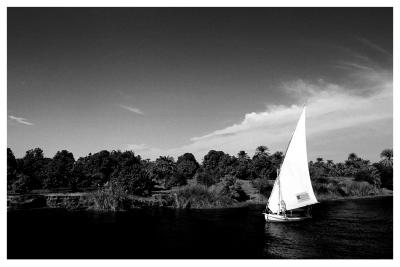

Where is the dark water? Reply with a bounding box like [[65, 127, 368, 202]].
[[8, 197, 392, 259]]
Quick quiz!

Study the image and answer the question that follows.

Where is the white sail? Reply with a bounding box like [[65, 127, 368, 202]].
[[268, 107, 318, 213]]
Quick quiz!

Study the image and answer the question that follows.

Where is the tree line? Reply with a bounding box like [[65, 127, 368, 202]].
[[7, 146, 393, 195]]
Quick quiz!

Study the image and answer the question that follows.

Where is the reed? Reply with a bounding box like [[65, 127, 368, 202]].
[[90, 183, 131, 211], [313, 177, 379, 200], [172, 184, 234, 209]]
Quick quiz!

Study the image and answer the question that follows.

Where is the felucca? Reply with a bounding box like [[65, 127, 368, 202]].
[[263, 107, 318, 222]]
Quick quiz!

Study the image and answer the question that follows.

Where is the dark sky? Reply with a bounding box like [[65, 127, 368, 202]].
[[7, 8, 393, 161]]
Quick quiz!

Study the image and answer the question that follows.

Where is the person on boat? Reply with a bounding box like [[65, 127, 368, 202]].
[[280, 200, 287, 217]]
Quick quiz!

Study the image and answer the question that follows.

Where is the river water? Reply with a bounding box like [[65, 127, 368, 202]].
[[7, 196, 392, 259]]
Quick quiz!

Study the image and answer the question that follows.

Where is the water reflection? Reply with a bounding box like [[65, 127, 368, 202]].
[[264, 222, 319, 258]]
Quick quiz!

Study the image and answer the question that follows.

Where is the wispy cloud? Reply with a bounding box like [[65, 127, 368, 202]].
[[356, 37, 392, 56], [125, 58, 392, 162], [8, 115, 34, 126], [333, 61, 374, 72], [119, 104, 144, 115]]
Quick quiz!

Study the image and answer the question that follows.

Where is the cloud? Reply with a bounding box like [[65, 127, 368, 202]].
[[126, 59, 392, 162], [185, 68, 391, 157], [119, 104, 144, 115], [8, 115, 34, 125], [356, 37, 392, 56]]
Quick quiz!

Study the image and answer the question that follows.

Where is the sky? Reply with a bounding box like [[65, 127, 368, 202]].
[[7, 7, 393, 163]]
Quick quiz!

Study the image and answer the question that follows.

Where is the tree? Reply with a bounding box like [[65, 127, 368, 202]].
[[251, 177, 273, 197], [237, 151, 250, 160], [235, 151, 251, 180], [7, 148, 18, 189], [380, 149, 393, 167], [176, 153, 199, 184], [309, 161, 327, 180], [268, 151, 284, 179], [373, 148, 393, 190], [111, 166, 153, 196], [110, 150, 142, 174], [251, 146, 272, 180], [201, 150, 236, 183], [12, 174, 33, 194], [255, 146, 270, 156], [45, 150, 75, 189], [71, 159, 90, 189], [150, 156, 178, 188], [80, 150, 116, 186], [195, 167, 215, 187], [20, 148, 49, 189], [344, 153, 366, 176], [219, 175, 249, 202], [354, 166, 381, 187]]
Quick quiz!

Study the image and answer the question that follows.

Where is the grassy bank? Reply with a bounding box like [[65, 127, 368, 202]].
[[171, 184, 233, 208], [312, 176, 392, 201], [7, 176, 392, 211]]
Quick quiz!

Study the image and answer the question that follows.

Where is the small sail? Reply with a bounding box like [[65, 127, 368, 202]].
[[268, 107, 318, 213]]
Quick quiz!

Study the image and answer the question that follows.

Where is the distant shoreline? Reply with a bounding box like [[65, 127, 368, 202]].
[[317, 190, 393, 202]]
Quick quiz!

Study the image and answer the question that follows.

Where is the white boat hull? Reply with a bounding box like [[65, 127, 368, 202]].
[[263, 213, 310, 222]]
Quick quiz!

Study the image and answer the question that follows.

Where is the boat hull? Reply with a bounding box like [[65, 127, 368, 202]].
[[263, 213, 310, 222]]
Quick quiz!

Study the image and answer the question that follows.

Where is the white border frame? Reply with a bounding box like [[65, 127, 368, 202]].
[[1, 1, 397, 266]]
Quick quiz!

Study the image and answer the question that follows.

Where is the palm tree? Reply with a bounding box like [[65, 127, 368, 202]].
[[380, 149, 393, 167], [348, 153, 358, 161], [237, 150, 249, 160], [255, 146, 269, 156]]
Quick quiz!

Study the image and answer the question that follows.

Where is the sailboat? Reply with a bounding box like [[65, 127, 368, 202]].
[[263, 107, 318, 222]]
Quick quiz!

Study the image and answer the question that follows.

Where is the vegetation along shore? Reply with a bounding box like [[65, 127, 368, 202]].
[[7, 147, 393, 211]]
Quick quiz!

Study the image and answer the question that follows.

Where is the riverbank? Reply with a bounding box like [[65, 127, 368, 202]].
[[317, 188, 393, 202], [7, 187, 392, 211]]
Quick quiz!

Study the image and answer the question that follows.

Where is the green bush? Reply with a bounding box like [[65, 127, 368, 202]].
[[195, 168, 219, 186], [220, 175, 249, 202], [172, 184, 234, 208], [12, 174, 33, 194], [91, 182, 131, 211], [354, 166, 381, 187], [251, 178, 274, 196], [348, 181, 377, 196], [111, 168, 153, 196], [373, 163, 393, 190], [312, 177, 379, 199]]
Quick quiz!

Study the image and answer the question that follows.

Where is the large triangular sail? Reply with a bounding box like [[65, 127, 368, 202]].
[[267, 107, 318, 214]]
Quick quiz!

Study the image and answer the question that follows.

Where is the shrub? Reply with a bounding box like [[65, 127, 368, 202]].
[[354, 166, 381, 187], [220, 175, 249, 202], [195, 168, 219, 186], [164, 173, 187, 188], [172, 184, 234, 208], [91, 182, 131, 211], [348, 181, 377, 196], [373, 163, 393, 190], [312, 177, 379, 199], [251, 178, 274, 196], [12, 174, 33, 194], [111, 168, 154, 196]]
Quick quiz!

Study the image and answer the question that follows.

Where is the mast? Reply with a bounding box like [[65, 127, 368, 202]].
[[277, 168, 281, 214]]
